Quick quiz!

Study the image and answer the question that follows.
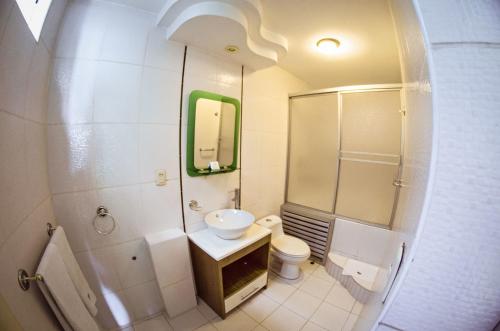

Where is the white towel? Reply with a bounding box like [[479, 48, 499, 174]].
[[51, 227, 98, 316], [37, 244, 100, 331]]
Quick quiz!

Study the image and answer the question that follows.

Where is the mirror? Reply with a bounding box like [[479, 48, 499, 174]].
[[187, 90, 240, 176]]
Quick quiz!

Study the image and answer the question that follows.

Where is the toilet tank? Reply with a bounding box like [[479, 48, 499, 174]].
[[256, 215, 284, 238]]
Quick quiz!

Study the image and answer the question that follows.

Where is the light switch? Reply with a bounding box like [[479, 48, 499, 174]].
[[155, 169, 167, 186]]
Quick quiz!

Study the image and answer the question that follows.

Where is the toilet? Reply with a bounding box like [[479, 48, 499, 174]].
[[256, 215, 311, 280]]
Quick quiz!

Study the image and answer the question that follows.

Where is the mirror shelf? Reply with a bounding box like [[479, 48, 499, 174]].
[[187, 90, 240, 177]]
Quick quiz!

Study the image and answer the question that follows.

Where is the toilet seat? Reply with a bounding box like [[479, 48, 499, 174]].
[[271, 235, 310, 258]]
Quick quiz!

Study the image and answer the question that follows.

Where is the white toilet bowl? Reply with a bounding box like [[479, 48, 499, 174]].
[[256, 215, 311, 280]]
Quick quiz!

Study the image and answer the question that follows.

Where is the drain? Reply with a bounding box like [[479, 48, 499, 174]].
[[357, 271, 362, 275]]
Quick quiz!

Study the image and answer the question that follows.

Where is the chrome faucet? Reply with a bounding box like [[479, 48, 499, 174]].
[[232, 188, 240, 209]]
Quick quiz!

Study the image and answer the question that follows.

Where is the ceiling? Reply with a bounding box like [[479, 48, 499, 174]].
[[260, 0, 401, 88], [108, 0, 402, 89]]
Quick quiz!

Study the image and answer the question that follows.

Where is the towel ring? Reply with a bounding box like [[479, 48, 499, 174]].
[[93, 206, 116, 236]]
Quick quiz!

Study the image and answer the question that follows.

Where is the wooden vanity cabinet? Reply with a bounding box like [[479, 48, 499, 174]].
[[189, 234, 271, 319]]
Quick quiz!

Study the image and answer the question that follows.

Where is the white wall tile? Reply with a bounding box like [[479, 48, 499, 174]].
[[140, 67, 182, 124], [100, 289, 135, 328], [140, 181, 183, 234], [0, 0, 13, 40], [47, 124, 96, 193], [25, 122, 50, 211], [357, 225, 393, 266], [99, 5, 153, 65], [0, 4, 36, 117], [382, 45, 500, 331], [87, 185, 142, 247], [123, 281, 164, 320], [139, 124, 179, 183], [48, 59, 97, 124], [144, 28, 184, 71], [94, 124, 140, 187], [241, 66, 309, 219], [94, 62, 142, 123], [418, 0, 500, 44], [185, 47, 217, 82], [52, 190, 99, 253], [111, 239, 155, 288], [55, 0, 109, 60], [75, 246, 122, 295], [148, 231, 191, 288], [161, 278, 197, 318], [0, 112, 28, 236], [40, 0, 67, 53], [215, 58, 241, 87], [331, 219, 361, 258], [25, 42, 51, 123]]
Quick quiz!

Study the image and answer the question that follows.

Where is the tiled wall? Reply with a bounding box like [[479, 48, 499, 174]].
[[0, 0, 66, 330], [379, 1, 500, 330], [180, 47, 243, 234], [331, 219, 393, 267], [354, 1, 435, 329], [45, 0, 310, 328], [241, 66, 310, 219], [47, 1, 185, 328]]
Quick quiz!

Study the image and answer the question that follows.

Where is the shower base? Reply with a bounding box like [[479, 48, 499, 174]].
[[325, 252, 387, 304]]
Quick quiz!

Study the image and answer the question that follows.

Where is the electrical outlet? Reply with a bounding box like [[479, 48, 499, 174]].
[[155, 169, 167, 186]]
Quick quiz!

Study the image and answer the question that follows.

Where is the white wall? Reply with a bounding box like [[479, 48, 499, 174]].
[[377, 1, 500, 330], [47, 1, 185, 328], [45, 1, 310, 328], [331, 219, 393, 267], [180, 46, 242, 234], [0, 0, 66, 330], [241, 66, 310, 219]]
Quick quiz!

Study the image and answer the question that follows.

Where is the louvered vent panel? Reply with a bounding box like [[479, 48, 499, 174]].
[[280, 203, 334, 263]]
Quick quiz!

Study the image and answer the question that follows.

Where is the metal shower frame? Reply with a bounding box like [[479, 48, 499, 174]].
[[284, 83, 405, 229]]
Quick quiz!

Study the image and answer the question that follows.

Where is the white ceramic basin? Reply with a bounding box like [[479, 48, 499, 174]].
[[205, 209, 255, 239]]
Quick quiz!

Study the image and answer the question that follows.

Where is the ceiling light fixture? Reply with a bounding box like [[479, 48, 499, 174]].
[[316, 38, 341, 54], [224, 45, 240, 54]]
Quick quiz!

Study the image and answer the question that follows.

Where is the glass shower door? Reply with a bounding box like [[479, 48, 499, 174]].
[[286, 93, 339, 212], [334, 90, 402, 226]]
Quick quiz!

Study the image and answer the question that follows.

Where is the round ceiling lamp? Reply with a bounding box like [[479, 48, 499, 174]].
[[316, 38, 341, 54]]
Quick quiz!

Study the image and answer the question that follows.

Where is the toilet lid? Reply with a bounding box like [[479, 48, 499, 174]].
[[272, 235, 310, 257]]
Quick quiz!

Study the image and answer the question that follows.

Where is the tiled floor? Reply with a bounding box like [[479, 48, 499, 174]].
[[129, 261, 362, 331]]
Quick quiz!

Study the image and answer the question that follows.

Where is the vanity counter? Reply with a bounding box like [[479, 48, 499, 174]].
[[188, 223, 271, 318], [188, 223, 271, 261]]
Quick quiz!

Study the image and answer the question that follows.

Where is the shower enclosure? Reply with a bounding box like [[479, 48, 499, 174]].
[[284, 84, 403, 234]]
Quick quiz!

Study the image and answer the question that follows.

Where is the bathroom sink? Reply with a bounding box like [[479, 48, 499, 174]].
[[205, 209, 255, 239]]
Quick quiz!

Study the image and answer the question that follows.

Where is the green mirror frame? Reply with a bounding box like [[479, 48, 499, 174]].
[[187, 90, 240, 177]]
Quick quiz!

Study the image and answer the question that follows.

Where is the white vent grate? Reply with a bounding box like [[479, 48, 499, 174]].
[[280, 203, 334, 263]]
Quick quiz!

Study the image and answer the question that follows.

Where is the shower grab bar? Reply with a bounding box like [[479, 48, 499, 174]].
[[339, 157, 399, 166]]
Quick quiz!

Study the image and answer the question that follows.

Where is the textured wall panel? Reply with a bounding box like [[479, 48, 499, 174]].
[[382, 24, 500, 331]]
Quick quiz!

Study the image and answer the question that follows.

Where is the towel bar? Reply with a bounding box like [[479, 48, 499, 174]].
[[18, 269, 43, 291], [47, 222, 57, 237], [17, 222, 55, 291]]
